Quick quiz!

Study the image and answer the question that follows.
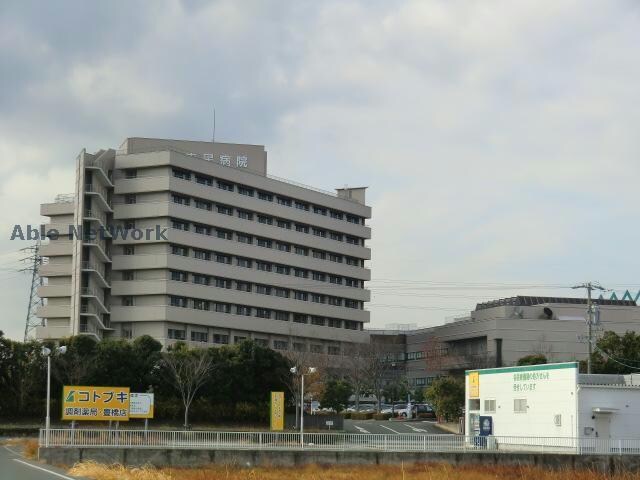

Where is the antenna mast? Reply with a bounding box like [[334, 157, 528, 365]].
[[21, 240, 44, 341]]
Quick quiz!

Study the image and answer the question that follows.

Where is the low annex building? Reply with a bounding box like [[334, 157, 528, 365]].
[[465, 362, 640, 440]]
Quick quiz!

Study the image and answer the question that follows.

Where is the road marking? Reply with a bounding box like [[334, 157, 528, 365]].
[[12, 459, 76, 480], [354, 426, 370, 434], [406, 425, 428, 433], [379, 424, 403, 434], [4, 445, 21, 456]]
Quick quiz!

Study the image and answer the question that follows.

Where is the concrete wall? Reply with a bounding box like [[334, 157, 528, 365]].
[[38, 447, 640, 473], [578, 386, 640, 440]]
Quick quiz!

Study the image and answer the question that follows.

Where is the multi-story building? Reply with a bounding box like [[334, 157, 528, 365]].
[[36, 137, 372, 355], [371, 295, 639, 391]]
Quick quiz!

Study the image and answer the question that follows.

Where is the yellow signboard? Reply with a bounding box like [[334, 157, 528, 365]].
[[469, 372, 480, 398], [62, 386, 130, 421], [130, 393, 154, 419], [270, 391, 284, 431]]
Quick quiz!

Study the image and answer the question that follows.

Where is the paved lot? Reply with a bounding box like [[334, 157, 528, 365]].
[[0, 442, 85, 480], [344, 419, 447, 435]]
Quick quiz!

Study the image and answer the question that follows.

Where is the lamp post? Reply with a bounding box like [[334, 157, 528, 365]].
[[42, 345, 66, 448], [290, 366, 316, 447]]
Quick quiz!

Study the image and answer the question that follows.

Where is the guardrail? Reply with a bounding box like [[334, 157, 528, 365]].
[[38, 429, 640, 455]]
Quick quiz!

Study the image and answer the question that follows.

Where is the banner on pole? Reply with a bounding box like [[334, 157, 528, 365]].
[[270, 391, 284, 431]]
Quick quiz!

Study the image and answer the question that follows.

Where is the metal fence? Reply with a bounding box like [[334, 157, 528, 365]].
[[39, 429, 640, 455]]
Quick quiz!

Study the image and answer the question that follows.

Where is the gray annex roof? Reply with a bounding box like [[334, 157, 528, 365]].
[[475, 296, 637, 311], [579, 374, 640, 387]]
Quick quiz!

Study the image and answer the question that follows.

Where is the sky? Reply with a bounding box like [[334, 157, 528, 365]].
[[1, 0, 639, 340]]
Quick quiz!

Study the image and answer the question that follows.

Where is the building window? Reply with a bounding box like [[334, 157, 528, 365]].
[[168, 328, 186, 340], [295, 201, 309, 211], [237, 233, 253, 244], [311, 316, 325, 326], [344, 320, 359, 330], [215, 278, 232, 289], [256, 262, 272, 272], [234, 336, 247, 344], [276, 242, 291, 252], [293, 342, 306, 352], [346, 257, 360, 267], [172, 219, 190, 231], [193, 249, 211, 261], [195, 174, 213, 186], [122, 326, 133, 339], [484, 399, 496, 413], [258, 191, 273, 202], [195, 199, 213, 211], [514, 399, 527, 413], [313, 206, 327, 215], [215, 253, 231, 264], [327, 318, 342, 328], [311, 294, 325, 304], [311, 344, 324, 354], [312, 272, 326, 282], [294, 269, 308, 278], [123, 246, 135, 256], [172, 168, 191, 181], [257, 238, 272, 248], [295, 224, 309, 234], [237, 257, 252, 268], [277, 220, 291, 229], [236, 281, 252, 292], [192, 274, 210, 285], [330, 210, 343, 220], [237, 210, 253, 221], [193, 299, 210, 311], [312, 250, 326, 260], [346, 236, 360, 245], [171, 245, 188, 256], [125, 194, 137, 204], [216, 229, 233, 240], [345, 278, 359, 288], [170, 296, 188, 308], [124, 169, 137, 179], [217, 180, 233, 192], [275, 311, 289, 321], [123, 271, 135, 281], [171, 270, 188, 282], [238, 186, 254, 197], [191, 331, 208, 342], [329, 254, 343, 263], [256, 308, 272, 319], [274, 288, 289, 298], [172, 194, 190, 206], [277, 196, 292, 207], [254, 338, 268, 347], [294, 246, 308, 256], [121, 296, 134, 306], [258, 215, 273, 225], [328, 346, 341, 356], [213, 334, 229, 344], [256, 285, 272, 295], [312, 228, 326, 238], [330, 232, 343, 241], [345, 299, 360, 309], [273, 340, 288, 351], [294, 291, 308, 301], [214, 303, 231, 313], [274, 265, 290, 275], [194, 224, 211, 235], [217, 205, 233, 216], [328, 296, 341, 306], [329, 275, 342, 285], [236, 305, 252, 316], [293, 313, 307, 324], [346, 214, 361, 224]]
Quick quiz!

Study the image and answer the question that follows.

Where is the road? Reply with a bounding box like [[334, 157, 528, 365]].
[[0, 442, 83, 480], [344, 419, 447, 435]]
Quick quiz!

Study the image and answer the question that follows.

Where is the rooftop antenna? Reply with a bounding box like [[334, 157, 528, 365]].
[[212, 107, 216, 143]]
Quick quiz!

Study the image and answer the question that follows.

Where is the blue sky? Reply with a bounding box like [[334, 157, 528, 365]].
[[1, 0, 639, 340]]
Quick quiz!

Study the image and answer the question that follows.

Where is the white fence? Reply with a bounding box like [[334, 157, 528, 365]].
[[39, 429, 640, 455]]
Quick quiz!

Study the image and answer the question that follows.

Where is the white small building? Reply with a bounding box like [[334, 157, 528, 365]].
[[465, 362, 640, 440]]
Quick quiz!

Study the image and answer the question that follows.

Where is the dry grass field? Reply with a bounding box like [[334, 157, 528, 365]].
[[67, 461, 640, 480]]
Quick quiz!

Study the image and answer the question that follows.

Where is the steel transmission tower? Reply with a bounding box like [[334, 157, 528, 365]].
[[21, 241, 44, 341]]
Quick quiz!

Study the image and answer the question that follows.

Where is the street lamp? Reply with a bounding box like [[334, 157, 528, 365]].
[[290, 366, 316, 447], [42, 345, 66, 447]]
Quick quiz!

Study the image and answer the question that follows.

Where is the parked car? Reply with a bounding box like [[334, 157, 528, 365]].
[[381, 403, 408, 416], [416, 403, 436, 419]]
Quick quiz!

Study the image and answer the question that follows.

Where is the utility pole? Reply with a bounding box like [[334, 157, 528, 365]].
[[21, 241, 43, 341], [572, 282, 606, 374]]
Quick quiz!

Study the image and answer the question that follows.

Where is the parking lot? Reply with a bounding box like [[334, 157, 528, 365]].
[[344, 419, 447, 435]]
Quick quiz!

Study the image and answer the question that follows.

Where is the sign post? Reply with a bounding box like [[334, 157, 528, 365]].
[[270, 392, 284, 431]]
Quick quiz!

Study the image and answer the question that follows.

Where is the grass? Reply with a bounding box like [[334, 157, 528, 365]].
[[1, 438, 39, 459], [67, 462, 640, 480]]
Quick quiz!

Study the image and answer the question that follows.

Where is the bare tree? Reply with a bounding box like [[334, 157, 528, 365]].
[[365, 344, 394, 412], [163, 347, 214, 429]]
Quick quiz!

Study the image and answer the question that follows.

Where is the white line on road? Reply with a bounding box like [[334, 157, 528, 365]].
[[4, 445, 21, 456], [406, 426, 428, 433], [354, 426, 370, 434], [378, 424, 403, 434], [12, 459, 76, 480]]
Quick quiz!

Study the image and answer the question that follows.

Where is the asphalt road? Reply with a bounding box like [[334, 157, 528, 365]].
[[0, 443, 83, 480], [344, 419, 447, 435]]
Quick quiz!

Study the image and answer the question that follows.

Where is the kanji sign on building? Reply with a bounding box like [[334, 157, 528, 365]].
[[62, 386, 130, 421]]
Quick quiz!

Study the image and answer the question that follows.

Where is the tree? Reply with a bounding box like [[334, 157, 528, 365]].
[[365, 344, 394, 412], [162, 343, 215, 428], [344, 344, 373, 410], [517, 354, 547, 366], [425, 377, 464, 422], [320, 378, 352, 413], [591, 331, 640, 374], [383, 375, 409, 403]]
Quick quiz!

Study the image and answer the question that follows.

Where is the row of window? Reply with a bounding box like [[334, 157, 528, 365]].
[[160, 294, 363, 330], [164, 243, 364, 290], [166, 167, 366, 226], [167, 270, 362, 309], [165, 326, 343, 355], [167, 212, 364, 266], [166, 192, 365, 247]]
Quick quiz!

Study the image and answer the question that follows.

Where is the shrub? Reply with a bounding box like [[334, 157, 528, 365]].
[[341, 412, 352, 419], [350, 412, 373, 420], [373, 413, 392, 420]]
